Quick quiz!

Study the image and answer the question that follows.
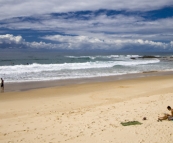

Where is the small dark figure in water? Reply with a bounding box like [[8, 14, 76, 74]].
[[1, 78, 4, 93]]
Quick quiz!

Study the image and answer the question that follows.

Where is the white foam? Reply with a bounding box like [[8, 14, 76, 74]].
[[1, 56, 168, 83], [0, 59, 160, 75]]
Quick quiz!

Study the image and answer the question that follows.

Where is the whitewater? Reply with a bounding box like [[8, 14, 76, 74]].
[[0, 52, 173, 83]]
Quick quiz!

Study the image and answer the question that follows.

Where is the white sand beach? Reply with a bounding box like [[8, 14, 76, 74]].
[[0, 73, 173, 143]]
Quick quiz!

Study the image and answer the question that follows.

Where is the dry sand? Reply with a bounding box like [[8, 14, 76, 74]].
[[0, 73, 173, 143]]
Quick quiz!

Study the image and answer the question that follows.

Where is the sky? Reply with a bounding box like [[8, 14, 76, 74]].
[[0, 0, 173, 52]]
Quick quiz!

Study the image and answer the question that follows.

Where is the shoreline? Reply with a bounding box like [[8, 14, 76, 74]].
[[4, 70, 173, 92]]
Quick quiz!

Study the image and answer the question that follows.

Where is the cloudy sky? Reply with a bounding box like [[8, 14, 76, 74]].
[[0, 0, 173, 51]]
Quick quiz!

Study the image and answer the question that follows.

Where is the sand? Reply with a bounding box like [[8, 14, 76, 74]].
[[0, 73, 173, 143]]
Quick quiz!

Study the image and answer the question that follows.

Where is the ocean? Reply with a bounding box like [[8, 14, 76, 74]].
[[0, 51, 173, 83]]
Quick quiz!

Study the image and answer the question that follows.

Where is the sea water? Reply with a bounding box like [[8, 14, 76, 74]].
[[0, 51, 173, 83]]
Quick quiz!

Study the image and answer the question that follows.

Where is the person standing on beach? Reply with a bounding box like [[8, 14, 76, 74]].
[[1, 78, 4, 93]]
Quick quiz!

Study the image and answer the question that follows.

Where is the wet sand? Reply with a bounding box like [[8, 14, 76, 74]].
[[4, 71, 173, 92]]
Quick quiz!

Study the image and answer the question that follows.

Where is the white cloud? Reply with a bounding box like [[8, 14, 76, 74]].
[[45, 34, 172, 50], [0, 0, 173, 20], [170, 41, 173, 47], [0, 1, 172, 52], [0, 34, 24, 44], [0, 33, 172, 51], [1, 14, 173, 42]]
